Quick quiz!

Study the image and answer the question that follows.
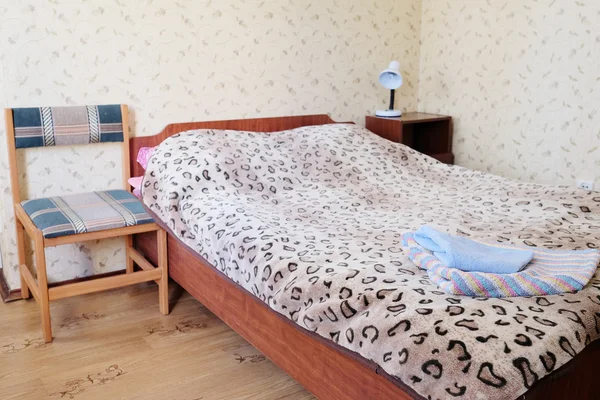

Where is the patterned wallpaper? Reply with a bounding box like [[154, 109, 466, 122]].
[[419, 0, 600, 186], [0, 0, 422, 290]]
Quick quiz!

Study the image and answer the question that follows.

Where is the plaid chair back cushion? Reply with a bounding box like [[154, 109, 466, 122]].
[[12, 104, 123, 149]]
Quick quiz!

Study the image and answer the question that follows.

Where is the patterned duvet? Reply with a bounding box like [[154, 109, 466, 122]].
[[142, 124, 600, 400]]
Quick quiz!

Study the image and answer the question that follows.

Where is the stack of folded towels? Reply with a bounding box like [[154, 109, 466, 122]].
[[402, 226, 600, 298]]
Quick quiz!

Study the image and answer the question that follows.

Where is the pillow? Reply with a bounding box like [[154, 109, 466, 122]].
[[137, 146, 156, 170], [128, 176, 143, 198], [129, 146, 157, 198]]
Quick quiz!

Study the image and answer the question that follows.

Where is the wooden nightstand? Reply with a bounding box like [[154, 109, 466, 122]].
[[366, 112, 454, 164]]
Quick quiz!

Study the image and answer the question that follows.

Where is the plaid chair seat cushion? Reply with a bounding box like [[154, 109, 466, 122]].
[[21, 190, 154, 239]]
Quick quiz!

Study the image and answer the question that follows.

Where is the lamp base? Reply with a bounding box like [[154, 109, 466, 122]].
[[375, 109, 402, 118]]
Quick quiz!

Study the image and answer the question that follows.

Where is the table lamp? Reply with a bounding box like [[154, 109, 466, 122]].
[[375, 61, 403, 118]]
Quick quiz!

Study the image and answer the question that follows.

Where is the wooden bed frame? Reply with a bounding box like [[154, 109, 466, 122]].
[[130, 114, 600, 400]]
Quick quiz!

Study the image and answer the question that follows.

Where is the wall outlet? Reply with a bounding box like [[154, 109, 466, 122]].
[[576, 179, 595, 191]]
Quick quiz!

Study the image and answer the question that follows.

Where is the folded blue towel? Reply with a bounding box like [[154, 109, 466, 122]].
[[413, 226, 534, 274], [402, 232, 600, 298]]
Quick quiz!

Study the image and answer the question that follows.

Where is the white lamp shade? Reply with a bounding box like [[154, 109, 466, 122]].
[[378, 61, 403, 90]]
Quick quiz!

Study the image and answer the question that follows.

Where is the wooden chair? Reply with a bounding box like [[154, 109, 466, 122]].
[[4, 104, 169, 343]]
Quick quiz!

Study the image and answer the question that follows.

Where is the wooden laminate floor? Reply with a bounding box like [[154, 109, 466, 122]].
[[0, 282, 315, 400]]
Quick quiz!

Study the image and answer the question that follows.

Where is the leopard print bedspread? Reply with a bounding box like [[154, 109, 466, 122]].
[[142, 124, 600, 400]]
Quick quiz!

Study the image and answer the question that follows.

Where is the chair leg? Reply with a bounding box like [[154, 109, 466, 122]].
[[125, 235, 134, 274], [34, 231, 52, 343], [16, 221, 30, 299], [157, 229, 169, 315]]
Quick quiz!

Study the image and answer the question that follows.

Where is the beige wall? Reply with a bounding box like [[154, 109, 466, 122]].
[[419, 0, 600, 185], [0, 0, 422, 290]]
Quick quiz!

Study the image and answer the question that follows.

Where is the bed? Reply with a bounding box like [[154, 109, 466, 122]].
[[130, 115, 600, 400]]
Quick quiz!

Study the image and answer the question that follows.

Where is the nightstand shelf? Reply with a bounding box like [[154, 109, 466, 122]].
[[366, 112, 454, 164]]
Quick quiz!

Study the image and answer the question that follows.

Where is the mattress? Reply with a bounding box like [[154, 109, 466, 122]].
[[142, 123, 600, 400]]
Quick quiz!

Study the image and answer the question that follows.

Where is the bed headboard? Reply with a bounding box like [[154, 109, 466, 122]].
[[129, 114, 341, 177]]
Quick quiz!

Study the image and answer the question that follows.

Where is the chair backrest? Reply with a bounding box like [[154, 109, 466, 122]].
[[4, 104, 131, 204]]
